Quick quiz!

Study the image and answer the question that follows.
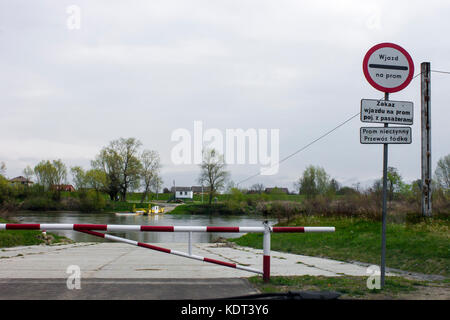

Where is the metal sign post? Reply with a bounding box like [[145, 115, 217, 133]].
[[361, 42, 414, 288], [380, 92, 389, 288]]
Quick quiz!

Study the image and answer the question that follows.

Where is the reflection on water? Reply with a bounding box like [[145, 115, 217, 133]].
[[14, 211, 277, 243]]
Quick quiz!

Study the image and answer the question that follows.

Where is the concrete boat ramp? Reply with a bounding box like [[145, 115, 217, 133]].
[[0, 242, 381, 299], [0, 242, 372, 278]]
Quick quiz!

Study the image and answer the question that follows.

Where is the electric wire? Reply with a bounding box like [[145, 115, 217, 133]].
[[236, 68, 449, 186]]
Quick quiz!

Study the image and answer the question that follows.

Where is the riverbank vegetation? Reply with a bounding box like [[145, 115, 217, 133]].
[[0, 217, 72, 248], [1, 141, 448, 218], [0, 137, 162, 213]]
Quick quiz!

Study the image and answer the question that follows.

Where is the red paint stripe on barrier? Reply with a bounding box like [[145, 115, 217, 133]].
[[6, 224, 40, 230], [204, 257, 236, 268], [140, 226, 174, 232], [138, 242, 171, 253], [73, 224, 107, 230], [263, 255, 270, 281], [76, 229, 106, 238], [206, 226, 240, 232], [272, 227, 305, 233]]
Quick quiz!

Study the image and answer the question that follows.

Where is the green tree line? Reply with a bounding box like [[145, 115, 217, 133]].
[[0, 137, 162, 212]]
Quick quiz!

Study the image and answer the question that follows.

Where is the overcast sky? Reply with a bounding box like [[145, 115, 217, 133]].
[[1, 0, 449, 191]]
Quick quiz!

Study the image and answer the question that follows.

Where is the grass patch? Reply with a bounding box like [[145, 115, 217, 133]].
[[248, 275, 427, 299], [0, 217, 72, 248], [230, 215, 449, 276]]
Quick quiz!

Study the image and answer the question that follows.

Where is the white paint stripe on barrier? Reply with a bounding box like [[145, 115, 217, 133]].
[[304, 227, 335, 233], [239, 227, 266, 233], [107, 225, 141, 232], [236, 265, 263, 275], [173, 226, 207, 232], [105, 234, 138, 245], [40, 224, 74, 230], [171, 250, 203, 261], [0, 224, 5, 230]]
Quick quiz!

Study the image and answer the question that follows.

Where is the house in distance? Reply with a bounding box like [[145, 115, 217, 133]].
[[9, 176, 34, 187], [171, 186, 194, 200]]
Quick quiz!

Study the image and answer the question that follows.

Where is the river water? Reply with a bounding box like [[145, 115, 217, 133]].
[[13, 211, 277, 243]]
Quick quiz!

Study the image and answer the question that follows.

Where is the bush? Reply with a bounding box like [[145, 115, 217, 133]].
[[269, 201, 303, 222], [79, 190, 106, 212], [21, 195, 60, 211], [60, 197, 82, 211], [298, 193, 382, 220], [224, 200, 247, 214], [433, 189, 450, 216]]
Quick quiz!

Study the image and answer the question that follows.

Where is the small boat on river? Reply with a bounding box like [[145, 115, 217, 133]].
[[115, 205, 165, 216]]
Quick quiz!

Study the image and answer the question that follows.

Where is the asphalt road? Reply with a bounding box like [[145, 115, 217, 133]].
[[0, 278, 259, 300]]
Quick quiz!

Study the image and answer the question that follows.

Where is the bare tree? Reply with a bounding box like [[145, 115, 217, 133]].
[[198, 148, 229, 205], [0, 162, 6, 177], [140, 149, 162, 203], [250, 183, 265, 194], [71, 166, 87, 191], [435, 154, 450, 191], [23, 166, 34, 183], [113, 138, 143, 201], [151, 175, 163, 200]]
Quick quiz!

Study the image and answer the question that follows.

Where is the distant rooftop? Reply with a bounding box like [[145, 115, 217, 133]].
[[171, 186, 192, 192], [265, 187, 289, 194], [10, 176, 33, 184]]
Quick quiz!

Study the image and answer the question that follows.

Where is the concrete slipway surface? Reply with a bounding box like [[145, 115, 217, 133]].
[[0, 242, 394, 299]]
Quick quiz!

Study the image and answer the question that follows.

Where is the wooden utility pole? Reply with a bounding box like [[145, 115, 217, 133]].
[[421, 62, 432, 217]]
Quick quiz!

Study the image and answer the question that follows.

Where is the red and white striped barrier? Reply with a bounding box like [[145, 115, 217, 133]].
[[0, 223, 335, 233], [0, 222, 335, 281]]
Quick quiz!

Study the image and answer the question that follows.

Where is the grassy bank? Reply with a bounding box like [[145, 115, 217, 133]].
[[127, 192, 306, 203], [247, 275, 447, 299], [169, 203, 257, 215], [170, 203, 234, 215], [0, 217, 72, 248], [230, 215, 449, 276], [17, 192, 147, 213]]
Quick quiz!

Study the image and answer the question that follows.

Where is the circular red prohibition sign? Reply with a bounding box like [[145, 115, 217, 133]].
[[363, 43, 414, 93]]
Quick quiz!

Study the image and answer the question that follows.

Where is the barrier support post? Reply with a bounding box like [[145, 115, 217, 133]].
[[188, 231, 192, 256], [263, 221, 271, 282]]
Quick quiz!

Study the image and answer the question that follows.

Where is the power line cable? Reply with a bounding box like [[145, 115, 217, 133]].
[[237, 111, 361, 186], [431, 69, 450, 75], [237, 68, 449, 187], [412, 72, 421, 79]]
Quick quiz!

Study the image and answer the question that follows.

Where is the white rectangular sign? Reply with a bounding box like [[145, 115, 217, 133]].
[[360, 127, 412, 144], [360, 99, 413, 125]]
